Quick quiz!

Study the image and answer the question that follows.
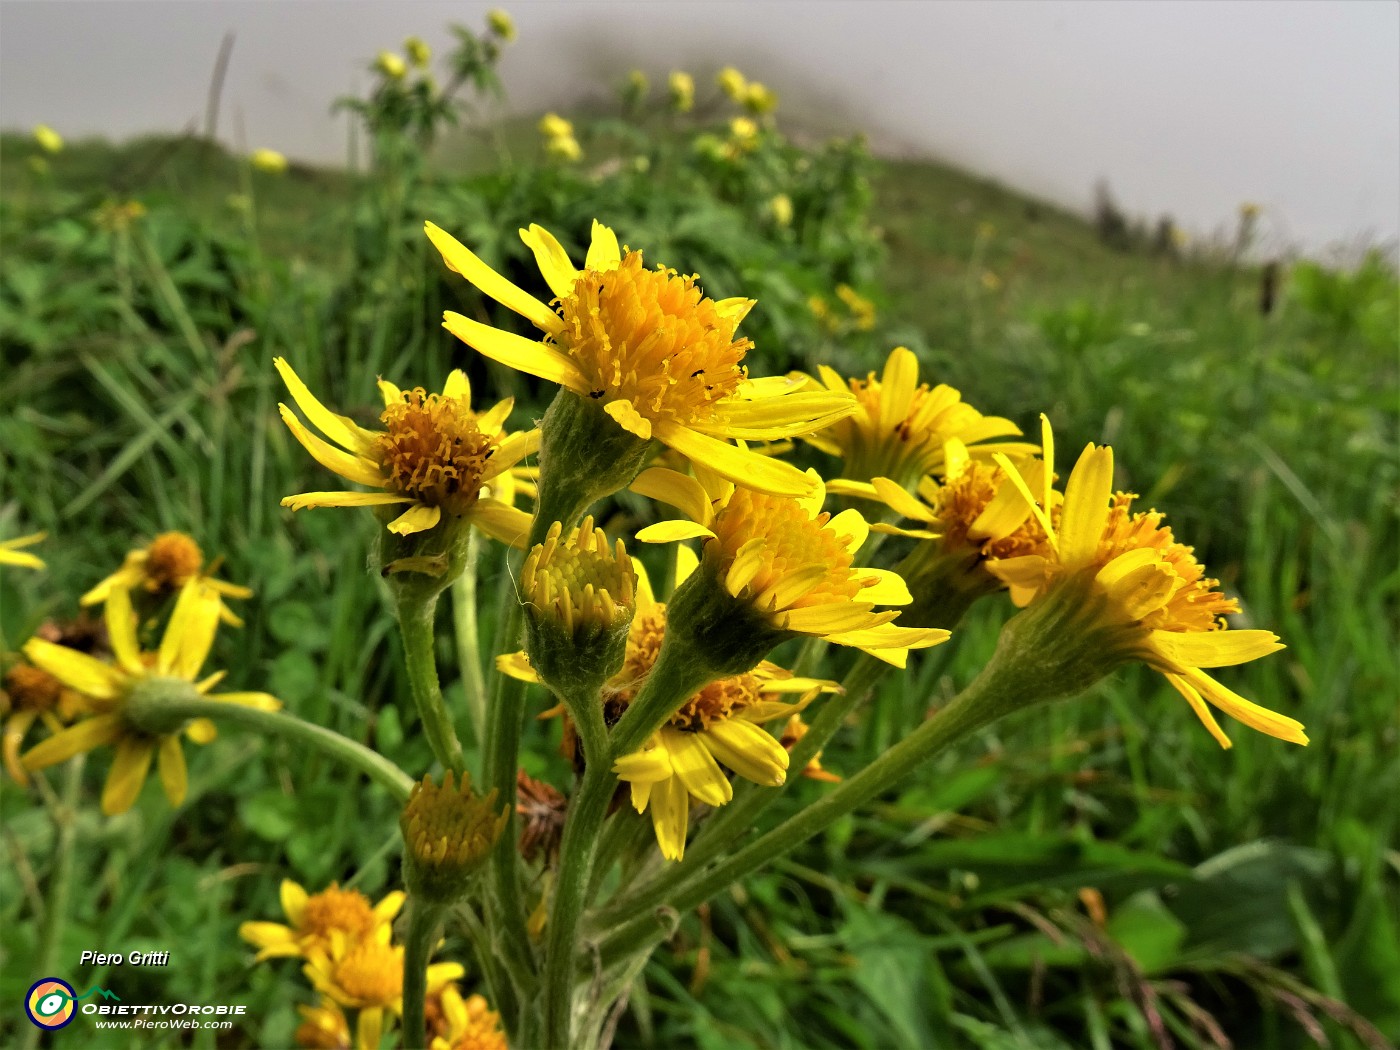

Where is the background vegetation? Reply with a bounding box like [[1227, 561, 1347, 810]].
[[2, 21, 1397, 1049]]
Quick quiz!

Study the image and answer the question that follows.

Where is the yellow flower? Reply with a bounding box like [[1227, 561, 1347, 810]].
[[801, 346, 1031, 490], [716, 66, 747, 101], [834, 283, 875, 330], [20, 582, 281, 814], [487, 9, 516, 42], [294, 998, 351, 1049], [274, 359, 537, 544], [81, 531, 252, 625], [250, 148, 288, 174], [990, 418, 1304, 749], [743, 81, 777, 114], [405, 37, 432, 68], [780, 713, 841, 783], [428, 984, 508, 1050], [544, 134, 582, 162], [3, 663, 87, 785], [33, 124, 63, 153], [303, 923, 464, 1050], [729, 116, 758, 143], [0, 531, 46, 570], [427, 219, 856, 498], [375, 51, 407, 79], [537, 112, 573, 139], [668, 70, 695, 112], [768, 193, 793, 227], [625, 69, 649, 99], [238, 879, 405, 963], [633, 464, 950, 667]]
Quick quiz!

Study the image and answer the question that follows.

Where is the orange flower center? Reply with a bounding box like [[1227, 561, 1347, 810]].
[[377, 389, 498, 515], [144, 532, 204, 590], [3, 665, 63, 712], [332, 938, 402, 1006], [300, 886, 374, 941], [556, 251, 749, 428], [710, 489, 862, 609], [937, 463, 1051, 561]]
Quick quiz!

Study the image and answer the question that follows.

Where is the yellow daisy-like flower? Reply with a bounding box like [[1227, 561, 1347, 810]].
[[238, 879, 405, 963], [294, 998, 351, 1049], [426, 218, 855, 498], [544, 133, 582, 163], [2, 663, 87, 785], [81, 531, 252, 625], [668, 70, 695, 112], [486, 9, 516, 42], [20, 582, 281, 814], [716, 66, 747, 101], [537, 112, 573, 140], [990, 418, 1305, 749], [274, 358, 537, 544], [801, 347, 1031, 490], [0, 531, 46, 569], [304, 923, 464, 1050], [428, 984, 508, 1050], [251, 148, 288, 175], [632, 464, 950, 667], [375, 51, 407, 79], [33, 124, 63, 154]]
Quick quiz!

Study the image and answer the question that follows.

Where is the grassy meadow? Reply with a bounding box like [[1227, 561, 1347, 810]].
[[1, 31, 1398, 1050]]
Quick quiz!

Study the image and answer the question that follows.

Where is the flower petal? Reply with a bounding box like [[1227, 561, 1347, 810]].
[[702, 719, 789, 786], [699, 391, 857, 440], [425, 221, 563, 334], [631, 468, 714, 526], [649, 775, 689, 861], [495, 651, 541, 683], [22, 713, 125, 771], [442, 312, 585, 391], [387, 503, 442, 536], [101, 737, 155, 815], [159, 581, 221, 680], [157, 734, 188, 807], [1180, 667, 1308, 745], [1163, 672, 1233, 749], [282, 879, 309, 925], [282, 491, 414, 511], [520, 223, 579, 300], [1059, 443, 1114, 571], [663, 729, 733, 808], [274, 357, 378, 455], [278, 405, 387, 489], [467, 499, 533, 548], [636, 520, 716, 544], [22, 638, 123, 701], [603, 399, 653, 440], [103, 586, 145, 675], [1149, 629, 1285, 671], [584, 220, 621, 271], [654, 421, 817, 498]]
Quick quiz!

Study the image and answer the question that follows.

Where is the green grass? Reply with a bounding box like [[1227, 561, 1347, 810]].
[[1, 123, 1397, 1050]]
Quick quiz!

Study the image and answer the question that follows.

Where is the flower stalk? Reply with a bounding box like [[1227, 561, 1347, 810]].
[[401, 895, 445, 1050]]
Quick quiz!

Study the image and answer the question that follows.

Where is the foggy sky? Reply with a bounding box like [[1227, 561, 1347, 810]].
[[1, 0, 1396, 256]]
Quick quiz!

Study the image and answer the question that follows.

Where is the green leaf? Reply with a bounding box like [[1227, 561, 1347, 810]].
[[1106, 891, 1186, 975]]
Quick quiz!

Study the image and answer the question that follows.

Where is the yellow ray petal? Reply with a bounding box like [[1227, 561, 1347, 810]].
[[636, 520, 716, 544], [281, 491, 414, 511], [993, 451, 1056, 545], [157, 734, 188, 807], [700, 391, 858, 440], [871, 476, 935, 523], [103, 585, 145, 675], [475, 396, 514, 435], [879, 347, 920, 431], [481, 429, 541, 480], [102, 737, 156, 815], [1164, 672, 1233, 749], [442, 312, 585, 391], [826, 508, 871, 554], [387, 502, 442, 536], [186, 718, 218, 744], [663, 728, 734, 808], [650, 775, 689, 861], [1059, 443, 1114, 571], [212, 692, 282, 711], [378, 377, 403, 407], [495, 651, 541, 683], [857, 568, 913, 606], [21, 713, 124, 770], [675, 544, 699, 588], [159, 581, 221, 680], [278, 405, 387, 489], [425, 221, 563, 334], [632, 468, 713, 527], [1149, 629, 1285, 671], [22, 638, 123, 701], [613, 739, 677, 785], [702, 719, 789, 786], [782, 603, 890, 634], [654, 421, 817, 499], [603, 399, 653, 440], [584, 219, 621, 271], [1181, 667, 1309, 745], [273, 357, 377, 455], [468, 499, 533, 548], [281, 879, 309, 925], [442, 369, 471, 402], [520, 223, 579, 300], [357, 1006, 384, 1050]]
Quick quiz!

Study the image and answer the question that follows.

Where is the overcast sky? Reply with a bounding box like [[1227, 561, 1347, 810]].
[[2, 1, 1396, 256]]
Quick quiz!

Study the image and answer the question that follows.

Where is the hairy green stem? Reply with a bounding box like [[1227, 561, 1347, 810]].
[[401, 897, 445, 1050], [450, 532, 488, 741], [135, 696, 413, 801], [395, 594, 465, 773], [543, 692, 615, 1049]]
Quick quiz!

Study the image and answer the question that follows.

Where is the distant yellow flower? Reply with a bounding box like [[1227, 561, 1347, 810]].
[[768, 193, 793, 227], [834, 283, 875, 330], [668, 70, 695, 112], [729, 116, 758, 143], [427, 219, 856, 498], [716, 66, 747, 101], [294, 998, 350, 1050], [405, 36, 432, 68], [95, 199, 147, 232], [21, 582, 281, 814], [33, 125, 63, 153], [801, 347, 1031, 490], [537, 112, 573, 139], [3, 663, 87, 785], [239, 879, 405, 963], [0, 532, 46, 570], [743, 81, 777, 114], [990, 418, 1304, 749], [82, 531, 252, 625], [250, 148, 288, 174], [428, 985, 508, 1050], [376, 51, 407, 79], [625, 69, 649, 99], [780, 713, 841, 783], [487, 9, 516, 42], [544, 134, 582, 162], [635, 465, 949, 666], [274, 359, 537, 544], [303, 923, 463, 1050]]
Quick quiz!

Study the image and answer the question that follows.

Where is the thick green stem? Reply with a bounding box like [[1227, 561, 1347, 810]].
[[131, 695, 413, 801], [450, 532, 488, 741], [597, 655, 1029, 966], [395, 594, 465, 773], [591, 655, 887, 931], [401, 896, 445, 1050], [542, 693, 614, 1049], [20, 756, 84, 1050]]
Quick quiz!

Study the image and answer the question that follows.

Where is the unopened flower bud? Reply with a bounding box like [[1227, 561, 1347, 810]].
[[400, 772, 509, 903]]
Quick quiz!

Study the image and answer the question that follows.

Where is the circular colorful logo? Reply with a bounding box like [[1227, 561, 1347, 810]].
[[25, 978, 77, 1030]]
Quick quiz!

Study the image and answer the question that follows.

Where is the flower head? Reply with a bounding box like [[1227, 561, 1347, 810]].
[[251, 148, 288, 174], [3, 662, 87, 784], [429, 984, 508, 1050], [275, 359, 536, 545], [990, 417, 1304, 748], [20, 582, 281, 814], [33, 125, 63, 154], [742, 81, 777, 115], [487, 9, 516, 41], [428, 219, 855, 499], [0, 531, 46, 570], [716, 66, 747, 101], [768, 193, 793, 227], [376, 51, 407, 79], [294, 998, 350, 1049], [400, 771, 509, 901], [537, 112, 573, 139], [405, 36, 432, 68], [801, 347, 1030, 489], [239, 880, 405, 963], [81, 531, 252, 625], [634, 465, 949, 668], [668, 70, 695, 112]]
